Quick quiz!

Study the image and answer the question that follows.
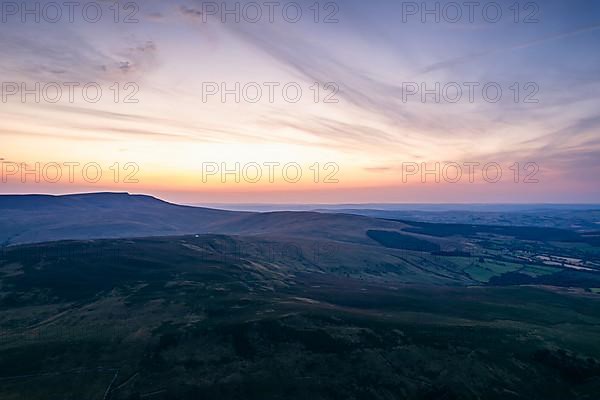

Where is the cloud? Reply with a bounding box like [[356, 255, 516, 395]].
[[42, 104, 278, 144], [417, 23, 600, 75], [179, 5, 204, 19], [0, 126, 108, 142], [145, 12, 165, 21], [112, 41, 159, 77], [220, 24, 444, 139], [219, 21, 541, 148], [364, 166, 393, 173], [0, 26, 159, 83], [0, 32, 111, 82]]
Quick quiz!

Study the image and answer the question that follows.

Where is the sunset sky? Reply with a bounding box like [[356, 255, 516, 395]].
[[1, 0, 599, 204]]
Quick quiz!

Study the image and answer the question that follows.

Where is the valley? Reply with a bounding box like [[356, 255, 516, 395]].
[[1, 194, 600, 399]]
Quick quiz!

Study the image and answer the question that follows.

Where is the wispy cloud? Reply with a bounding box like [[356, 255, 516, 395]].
[[418, 23, 600, 75]]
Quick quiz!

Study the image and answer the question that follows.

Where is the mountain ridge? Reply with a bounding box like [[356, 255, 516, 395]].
[[0, 192, 408, 247]]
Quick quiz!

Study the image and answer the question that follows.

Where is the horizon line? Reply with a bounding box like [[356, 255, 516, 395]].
[[1, 192, 599, 208]]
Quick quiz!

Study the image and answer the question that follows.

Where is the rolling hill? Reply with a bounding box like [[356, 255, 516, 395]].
[[2, 193, 600, 399], [2, 193, 600, 289], [0, 193, 409, 247], [1, 236, 600, 400]]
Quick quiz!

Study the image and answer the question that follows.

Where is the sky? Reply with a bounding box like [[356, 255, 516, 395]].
[[1, 0, 599, 204]]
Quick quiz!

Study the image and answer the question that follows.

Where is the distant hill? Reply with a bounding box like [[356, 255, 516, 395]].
[[0, 193, 245, 246], [0, 193, 409, 246], [2, 193, 599, 288], [316, 207, 600, 231]]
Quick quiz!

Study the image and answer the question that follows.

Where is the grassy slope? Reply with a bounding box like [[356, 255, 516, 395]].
[[1, 237, 600, 399]]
